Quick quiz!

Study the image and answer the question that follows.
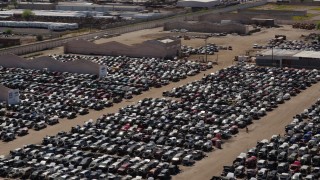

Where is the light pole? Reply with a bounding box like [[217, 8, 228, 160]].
[[205, 35, 208, 62], [271, 45, 273, 62]]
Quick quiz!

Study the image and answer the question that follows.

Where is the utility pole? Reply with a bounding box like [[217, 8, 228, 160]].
[[205, 35, 208, 63], [271, 45, 274, 62]]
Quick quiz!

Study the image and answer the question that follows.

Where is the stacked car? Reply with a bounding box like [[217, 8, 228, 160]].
[[220, 98, 320, 180]]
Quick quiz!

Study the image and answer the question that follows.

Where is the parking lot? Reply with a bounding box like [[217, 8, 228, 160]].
[[0, 57, 208, 142], [1, 25, 319, 179], [1, 64, 319, 179], [219, 92, 320, 179]]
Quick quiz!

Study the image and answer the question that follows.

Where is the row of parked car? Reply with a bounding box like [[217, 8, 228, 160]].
[[0, 56, 209, 142], [181, 43, 233, 57], [267, 39, 320, 51], [181, 44, 219, 57], [0, 65, 318, 179], [218, 98, 320, 180]]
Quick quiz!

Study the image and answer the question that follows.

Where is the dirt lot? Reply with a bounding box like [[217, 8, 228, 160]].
[[250, 3, 320, 21], [1, 25, 319, 179]]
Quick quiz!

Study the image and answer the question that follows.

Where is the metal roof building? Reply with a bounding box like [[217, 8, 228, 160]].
[[256, 49, 320, 69], [0, 9, 101, 18], [177, 0, 221, 8]]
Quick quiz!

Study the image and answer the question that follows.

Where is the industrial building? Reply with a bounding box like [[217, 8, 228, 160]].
[[177, 0, 221, 8], [256, 49, 320, 69], [0, 9, 100, 18], [56, 2, 145, 12], [0, 54, 105, 76], [64, 37, 181, 58]]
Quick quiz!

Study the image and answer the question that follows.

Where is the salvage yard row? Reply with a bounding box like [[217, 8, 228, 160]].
[[174, 80, 320, 180]]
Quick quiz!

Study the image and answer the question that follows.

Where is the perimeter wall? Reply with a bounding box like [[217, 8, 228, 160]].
[[64, 39, 181, 58], [0, 54, 101, 75], [164, 21, 249, 34]]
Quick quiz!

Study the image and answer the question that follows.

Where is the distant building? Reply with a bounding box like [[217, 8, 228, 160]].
[[256, 49, 320, 69], [64, 37, 181, 58], [177, 0, 221, 8]]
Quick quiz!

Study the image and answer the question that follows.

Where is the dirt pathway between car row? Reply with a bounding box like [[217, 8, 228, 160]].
[[1, 25, 319, 180], [174, 82, 320, 180]]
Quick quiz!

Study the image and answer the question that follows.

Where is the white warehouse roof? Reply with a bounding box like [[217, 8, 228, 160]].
[[259, 49, 320, 59], [177, 0, 221, 8]]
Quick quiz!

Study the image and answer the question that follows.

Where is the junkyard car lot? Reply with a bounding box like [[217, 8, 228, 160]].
[[0, 26, 319, 180], [219, 98, 320, 180], [0, 65, 319, 179], [0, 58, 207, 142]]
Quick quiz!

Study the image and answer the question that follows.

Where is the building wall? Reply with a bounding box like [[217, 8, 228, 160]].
[[0, 38, 21, 48], [164, 21, 249, 34], [0, 54, 101, 75], [56, 5, 144, 12], [64, 39, 181, 58], [0, 85, 9, 103], [17, 3, 56, 10], [177, 1, 220, 8], [237, 9, 307, 17], [277, 0, 320, 5], [0, 84, 20, 104], [199, 12, 295, 24], [256, 57, 320, 69]]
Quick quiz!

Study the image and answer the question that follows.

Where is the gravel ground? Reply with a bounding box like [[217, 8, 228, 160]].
[[1, 25, 319, 180]]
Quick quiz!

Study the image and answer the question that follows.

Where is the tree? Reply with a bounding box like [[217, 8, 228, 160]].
[[11, 0, 18, 9], [22, 9, 35, 20], [317, 22, 320, 30], [4, 29, 12, 35]]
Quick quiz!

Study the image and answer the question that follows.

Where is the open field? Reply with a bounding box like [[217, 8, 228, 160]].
[[1, 25, 319, 179]]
